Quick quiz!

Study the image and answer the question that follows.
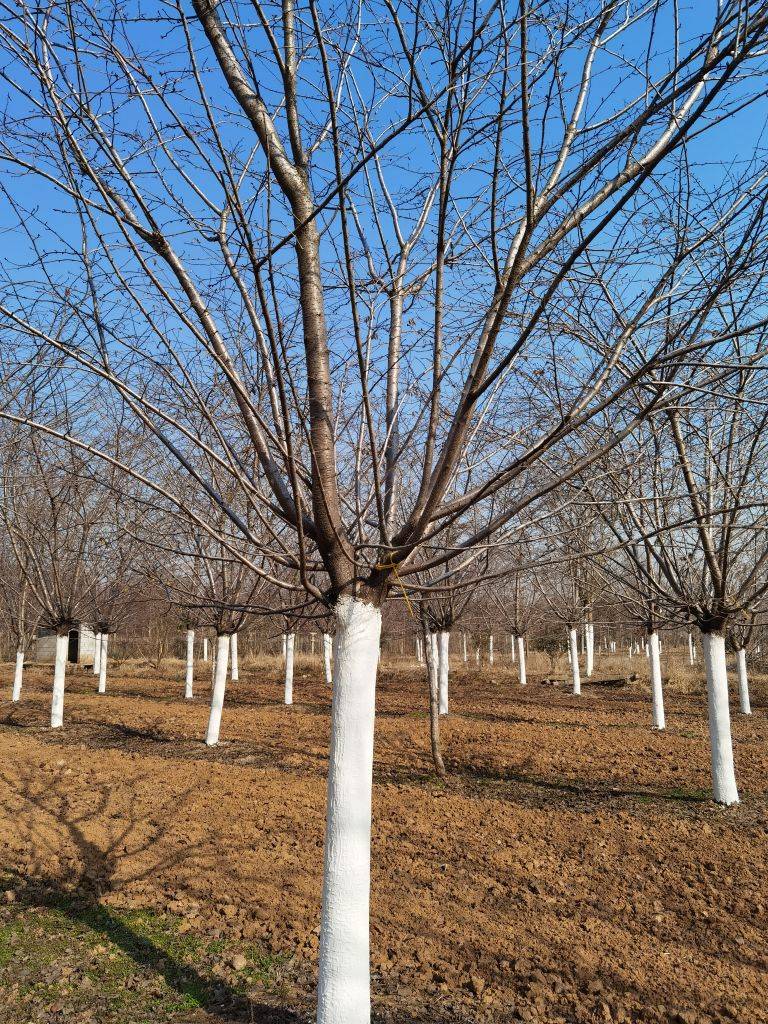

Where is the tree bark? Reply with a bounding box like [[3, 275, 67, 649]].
[[425, 629, 447, 781], [647, 630, 665, 730], [205, 633, 230, 746], [93, 631, 102, 675], [98, 633, 108, 694], [736, 648, 752, 715], [185, 629, 195, 699], [569, 627, 581, 695], [438, 631, 449, 715], [285, 632, 295, 705], [51, 631, 68, 728], [11, 649, 24, 702], [517, 635, 527, 687], [317, 596, 381, 1024], [231, 632, 239, 681], [701, 631, 739, 805], [323, 632, 333, 685]]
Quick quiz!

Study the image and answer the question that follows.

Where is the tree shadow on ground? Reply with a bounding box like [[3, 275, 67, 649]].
[[0, 765, 306, 1023]]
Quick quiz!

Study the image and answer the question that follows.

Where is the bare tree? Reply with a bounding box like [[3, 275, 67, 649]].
[[2, 3, 768, 1018]]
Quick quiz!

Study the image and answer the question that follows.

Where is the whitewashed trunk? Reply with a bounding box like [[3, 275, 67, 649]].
[[284, 632, 295, 705], [282, 633, 287, 658], [97, 634, 109, 694], [231, 632, 239, 681], [324, 633, 333, 685], [736, 648, 752, 715], [569, 627, 581, 695], [475, 646, 480, 666], [203, 637, 209, 661], [647, 631, 665, 730], [585, 623, 594, 677], [205, 633, 230, 746], [688, 632, 694, 665], [185, 629, 195, 699], [701, 632, 739, 805], [415, 636, 421, 664], [438, 631, 449, 715], [517, 635, 527, 686], [462, 633, 467, 663], [51, 632, 68, 729], [11, 650, 24, 702], [317, 596, 381, 1024], [93, 632, 102, 675], [488, 634, 494, 665], [311, 632, 316, 656], [510, 634, 516, 663]]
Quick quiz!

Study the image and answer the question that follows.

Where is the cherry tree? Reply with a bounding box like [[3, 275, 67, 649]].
[[2, 3, 768, 1019]]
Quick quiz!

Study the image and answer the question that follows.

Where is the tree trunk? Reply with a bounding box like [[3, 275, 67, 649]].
[[647, 630, 665, 730], [284, 632, 295, 705], [488, 634, 494, 664], [231, 632, 239, 681], [510, 634, 516, 663], [736, 648, 752, 715], [317, 596, 381, 1024], [701, 631, 739, 805], [688, 631, 695, 665], [462, 633, 467, 663], [203, 637, 209, 661], [93, 631, 102, 675], [185, 629, 195, 699], [323, 632, 333, 685], [438, 631, 449, 716], [11, 649, 24, 702], [425, 628, 447, 780], [98, 634, 109, 694], [517, 635, 527, 686], [585, 623, 594, 677], [205, 633, 230, 746], [51, 632, 68, 729], [569, 627, 581, 695]]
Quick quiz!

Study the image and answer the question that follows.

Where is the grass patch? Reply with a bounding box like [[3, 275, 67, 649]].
[[0, 885, 286, 1022]]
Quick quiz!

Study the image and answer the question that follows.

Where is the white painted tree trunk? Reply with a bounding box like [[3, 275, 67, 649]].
[[647, 631, 665, 730], [324, 633, 333, 685], [317, 596, 381, 1024], [415, 636, 421, 663], [231, 632, 239, 681], [51, 632, 68, 729], [701, 632, 739, 805], [282, 632, 287, 658], [569, 627, 581, 695], [517, 635, 526, 686], [185, 629, 195, 699], [510, 634, 516, 663], [205, 633, 230, 746], [688, 632, 694, 665], [488, 634, 494, 664], [98, 634, 109, 694], [311, 632, 316, 656], [438, 631, 449, 715], [736, 648, 751, 715], [93, 632, 102, 675], [475, 646, 480, 665], [203, 637, 209, 661], [284, 632, 295, 705], [462, 633, 467, 663], [11, 650, 24, 702], [585, 623, 594, 677]]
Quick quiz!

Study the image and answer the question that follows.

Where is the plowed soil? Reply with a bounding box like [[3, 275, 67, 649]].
[[0, 653, 766, 1024]]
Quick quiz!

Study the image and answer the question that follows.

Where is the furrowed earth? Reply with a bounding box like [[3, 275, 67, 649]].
[[0, 651, 766, 1024]]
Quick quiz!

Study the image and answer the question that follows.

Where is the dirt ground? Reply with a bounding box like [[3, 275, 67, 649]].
[[0, 651, 766, 1024]]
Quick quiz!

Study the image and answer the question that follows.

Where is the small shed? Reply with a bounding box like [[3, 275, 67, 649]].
[[34, 623, 99, 666]]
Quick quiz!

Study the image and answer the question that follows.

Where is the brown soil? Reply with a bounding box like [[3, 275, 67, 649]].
[[0, 655, 766, 1024]]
